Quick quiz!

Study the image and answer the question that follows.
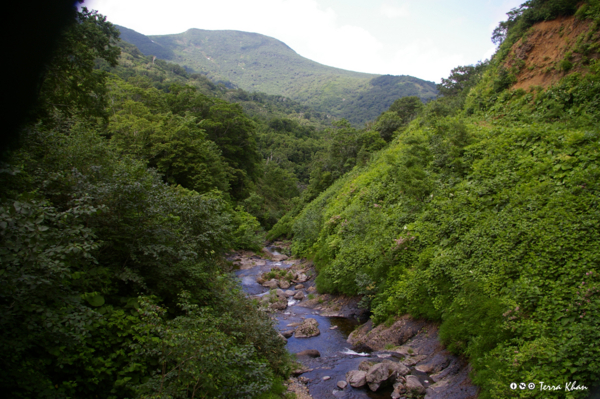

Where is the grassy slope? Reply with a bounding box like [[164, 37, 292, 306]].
[[283, 6, 600, 398], [116, 26, 438, 126]]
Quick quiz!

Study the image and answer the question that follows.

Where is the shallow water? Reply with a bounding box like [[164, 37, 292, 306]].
[[234, 257, 428, 399]]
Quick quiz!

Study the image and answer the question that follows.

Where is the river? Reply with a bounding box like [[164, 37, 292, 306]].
[[234, 247, 432, 399]]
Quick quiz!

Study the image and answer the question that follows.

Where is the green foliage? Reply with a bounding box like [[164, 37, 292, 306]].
[[36, 8, 120, 125], [374, 111, 403, 142], [388, 96, 425, 124], [289, 108, 600, 397], [491, 0, 582, 48], [130, 292, 290, 399], [232, 206, 264, 252], [1, 8, 296, 397]]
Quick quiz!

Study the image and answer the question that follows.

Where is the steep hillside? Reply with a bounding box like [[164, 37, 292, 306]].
[[116, 26, 438, 126], [274, 1, 600, 397], [505, 15, 599, 90]]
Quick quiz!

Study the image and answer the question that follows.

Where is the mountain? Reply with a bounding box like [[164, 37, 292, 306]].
[[116, 25, 437, 126]]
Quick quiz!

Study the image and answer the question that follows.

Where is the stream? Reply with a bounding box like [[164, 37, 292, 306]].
[[234, 248, 431, 399]]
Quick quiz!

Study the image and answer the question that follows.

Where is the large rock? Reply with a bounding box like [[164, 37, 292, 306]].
[[261, 247, 274, 259], [282, 330, 294, 338], [365, 362, 393, 391], [358, 360, 375, 371], [294, 318, 320, 338], [296, 273, 308, 283], [262, 279, 279, 289], [269, 298, 287, 311], [284, 290, 295, 297], [296, 349, 320, 358], [347, 316, 427, 351], [405, 375, 426, 395], [415, 353, 450, 374], [279, 279, 291, 289], [383, 359, 410, 377], [391, 382, 407, 399], [337, 381, 347, 389], [346, 370, 367, 388], [293, 291, 305, 300], [295, 284, 305, 290]]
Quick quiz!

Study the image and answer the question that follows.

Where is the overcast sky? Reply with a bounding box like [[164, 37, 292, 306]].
[[84, 0, 523, 83]]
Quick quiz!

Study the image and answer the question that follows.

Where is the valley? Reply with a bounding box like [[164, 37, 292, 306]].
[[2, 1, 600, 399]]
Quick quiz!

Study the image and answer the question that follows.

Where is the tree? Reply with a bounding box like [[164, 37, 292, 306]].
[[437, 64, 487, 98], [36, 8, 121, 124], [374, 111, 404, 142], [388, 96, 424, 124]]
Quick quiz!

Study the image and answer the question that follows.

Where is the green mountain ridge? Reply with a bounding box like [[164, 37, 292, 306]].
[[116, 25, 438, 125]]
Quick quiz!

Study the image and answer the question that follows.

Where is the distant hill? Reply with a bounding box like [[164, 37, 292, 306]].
[[116, 26, 437, 125]]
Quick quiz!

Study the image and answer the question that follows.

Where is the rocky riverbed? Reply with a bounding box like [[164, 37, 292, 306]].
[[231, 243, 479, 399]]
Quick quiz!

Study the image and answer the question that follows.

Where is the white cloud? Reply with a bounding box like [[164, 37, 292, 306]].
[[390, 39, 466, 82], [482, 45, 497, 61], [379, 2, 409, 19]]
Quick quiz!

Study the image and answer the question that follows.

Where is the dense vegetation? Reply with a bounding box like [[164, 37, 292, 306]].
[[274, 0, 600, 397], [4, 1, 600, 398], [116, 26, 438, 126], [0, 8, 297, 398]]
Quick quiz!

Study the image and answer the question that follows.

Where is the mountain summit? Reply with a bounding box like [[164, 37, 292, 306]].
[[116, 25, 437, 125]]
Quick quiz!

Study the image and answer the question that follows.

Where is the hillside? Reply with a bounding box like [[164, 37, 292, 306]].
[[116, 25, 438, 126], [272, 1, 600, 398]]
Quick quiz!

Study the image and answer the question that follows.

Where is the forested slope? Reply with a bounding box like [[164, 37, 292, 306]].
[[0, 8, 300, 398], [273, 1, 600, 397], [116, 26, 438, 126]]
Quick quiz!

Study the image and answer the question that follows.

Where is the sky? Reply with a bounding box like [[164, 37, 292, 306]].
[[84, 0, 524, 83]]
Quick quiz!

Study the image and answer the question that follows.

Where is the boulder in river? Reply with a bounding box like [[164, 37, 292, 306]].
[[337, 380, 347, 389], [293, 291, 305, 300], [295, 284, 304, 290], [296, 273, 308, 283], [294, 318, 320, 338], [391, 382, 407, 398], [382, 359, 410, 377], [262, 279, 279, 289], [269, 298, 287, 311], [405, 375, 426, 395], [284, 290, 295, 297], [282, 330, 294, 338], [358, 360, 374, 371], [261, 247, 274, 259], [365, 362, 393, 391], [346, 370, 367, 388], [296, 349, 320, 358], [279, 279, 291, 289]]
